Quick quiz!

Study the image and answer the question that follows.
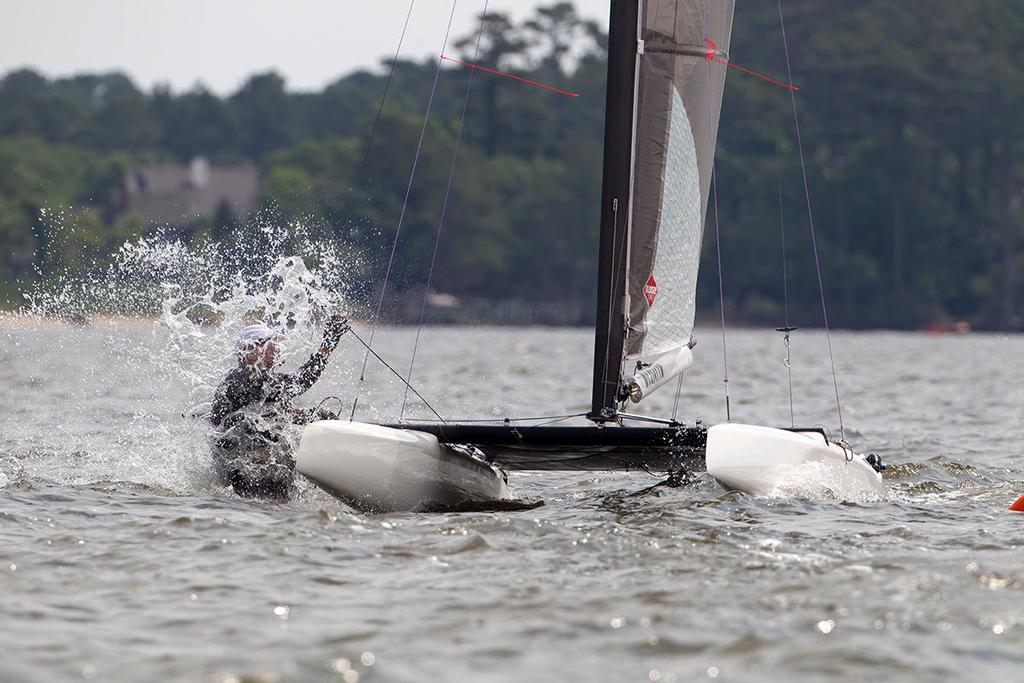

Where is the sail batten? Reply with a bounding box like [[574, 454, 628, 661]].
[[591, 0, 734, 417]]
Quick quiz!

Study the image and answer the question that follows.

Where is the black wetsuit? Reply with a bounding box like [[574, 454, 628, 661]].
[[208, 351, 329, 499], [210, 351, 329, 428], [209, 316, 348, 499]]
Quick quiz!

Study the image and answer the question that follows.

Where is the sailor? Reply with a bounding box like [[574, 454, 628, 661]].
[[209, 314, 349, 499]]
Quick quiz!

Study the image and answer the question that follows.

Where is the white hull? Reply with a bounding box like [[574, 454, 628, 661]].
[[706, 423, 885, 498], [295, 421, 510, 512]]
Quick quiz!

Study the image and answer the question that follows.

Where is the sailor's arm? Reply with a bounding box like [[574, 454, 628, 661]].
[[285, 315, 349, 397]]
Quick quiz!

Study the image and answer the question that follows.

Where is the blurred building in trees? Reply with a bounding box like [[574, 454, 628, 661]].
[[114, 156, 259, 227]]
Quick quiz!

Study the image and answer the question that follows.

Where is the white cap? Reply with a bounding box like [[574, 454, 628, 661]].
[[235, 324, 278, 351]]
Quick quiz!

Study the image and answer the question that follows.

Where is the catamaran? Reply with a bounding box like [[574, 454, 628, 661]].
[[295, 0, 886, 511]]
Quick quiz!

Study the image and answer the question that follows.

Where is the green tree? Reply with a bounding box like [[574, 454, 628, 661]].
[[230, 72, 299, 159], [523, 2, 584, 75], [455, 12, 528, 157]]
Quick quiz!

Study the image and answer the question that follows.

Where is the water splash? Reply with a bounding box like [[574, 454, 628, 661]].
[[2, 214, 364, 497], [754, 461, 889, 503]]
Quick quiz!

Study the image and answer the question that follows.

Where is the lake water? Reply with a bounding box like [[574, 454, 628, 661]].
[[2, 320, 1023, 682]]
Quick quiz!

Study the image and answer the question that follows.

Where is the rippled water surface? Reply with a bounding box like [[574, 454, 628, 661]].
[[2, 322, 1024, 682]]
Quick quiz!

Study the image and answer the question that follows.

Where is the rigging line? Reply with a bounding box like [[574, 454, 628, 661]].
[[599, 198, 622, 411], [671, 370, 685, 422], [607, 201, 625, 396], [617, 412, 685, 426], [618, 0, 645, 413], [664, 0, 690, 424], [440, 56, 580, 97], [362, 0, 418, 167], [702, 0, 731, 422], [351, 0, 460, 422], [532, 413, 590, 427], [348, 328, 446, 423], [703, 45, 799, 92], [777, 0, 845, 440], [765, 25, 796, 429], [713, 58, 797, 91], [401, 0, 490, 422], [613, 199, 635, 407], [777, 173, 796, 428]]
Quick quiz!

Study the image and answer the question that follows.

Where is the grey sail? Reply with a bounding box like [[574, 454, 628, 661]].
[[623, 1, 735, 403], [387, 0, 719, 468]]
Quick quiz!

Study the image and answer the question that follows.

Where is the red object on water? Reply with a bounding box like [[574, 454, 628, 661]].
[[1010, 495, 1024, 512], [441, 56, 579, 97]]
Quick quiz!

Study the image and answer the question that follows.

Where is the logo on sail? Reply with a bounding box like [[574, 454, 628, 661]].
[[643, 275, 658, 308]]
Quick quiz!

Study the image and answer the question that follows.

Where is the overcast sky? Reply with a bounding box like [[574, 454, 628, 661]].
[[0, 0, 610, 94]]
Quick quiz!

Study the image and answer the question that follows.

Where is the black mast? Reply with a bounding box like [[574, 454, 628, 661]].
[[589, 0, 641, 422]]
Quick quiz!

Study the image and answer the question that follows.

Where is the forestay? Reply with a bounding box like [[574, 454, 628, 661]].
[[623, 0, 734, 403]]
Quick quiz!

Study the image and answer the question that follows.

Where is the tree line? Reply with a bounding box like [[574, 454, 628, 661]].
[[1, 1, 1023, 329]]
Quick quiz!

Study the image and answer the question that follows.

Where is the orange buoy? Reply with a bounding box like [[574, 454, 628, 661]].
[[1010, 495, 1024, 512]]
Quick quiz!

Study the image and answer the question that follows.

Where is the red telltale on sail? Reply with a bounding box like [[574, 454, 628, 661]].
[[440, 56, 579, 97], [703, 38, 800, 92]]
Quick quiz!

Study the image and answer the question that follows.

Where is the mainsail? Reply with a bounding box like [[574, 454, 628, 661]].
[[591, 0, 734, 420]]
